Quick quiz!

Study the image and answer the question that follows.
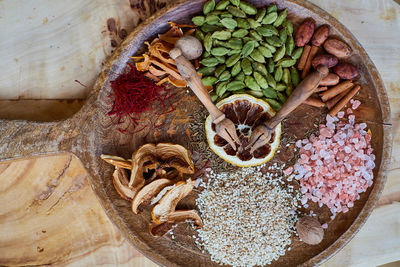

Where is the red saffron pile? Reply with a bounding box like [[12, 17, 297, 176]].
[[108, 63, 170, 133]]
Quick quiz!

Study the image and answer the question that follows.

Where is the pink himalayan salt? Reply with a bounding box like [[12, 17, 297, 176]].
[[283, 166, 293, 176], [294, 108, 375, 218]]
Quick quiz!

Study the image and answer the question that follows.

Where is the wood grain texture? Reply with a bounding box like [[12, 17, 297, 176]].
[[0, 0, 398, 266]]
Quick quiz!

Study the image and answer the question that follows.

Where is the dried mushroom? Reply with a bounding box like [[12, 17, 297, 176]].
[[112, 167, 136, 200], [129, 143, 194, 188], [132, 178, 173, 214], [149, 210, 203, 237], [152, 180, 196, 224], [100, 154, 131, 169]]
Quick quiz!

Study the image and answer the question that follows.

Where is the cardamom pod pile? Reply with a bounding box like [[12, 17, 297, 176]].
[[193, 0, 303, 110]]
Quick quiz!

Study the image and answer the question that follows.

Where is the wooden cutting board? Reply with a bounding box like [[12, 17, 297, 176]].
[[0, 0, 399, 266]]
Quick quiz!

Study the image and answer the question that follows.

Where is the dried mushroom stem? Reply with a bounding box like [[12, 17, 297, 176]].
[[100, 154, 132, 169]]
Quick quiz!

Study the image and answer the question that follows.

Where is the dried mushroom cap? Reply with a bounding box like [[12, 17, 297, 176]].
[[151, 180, 196, 224], [149, 210, 203, 237], [131, 178, 173, 214], [296, 216, 324, 245], [112, 167, 136, 200], [129, 143, 194, 188], [100, 154, 131, 169], [161, 210, 203, 228]]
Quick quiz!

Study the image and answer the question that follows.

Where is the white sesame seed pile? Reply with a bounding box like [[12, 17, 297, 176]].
[[196, 165, 301, 267]]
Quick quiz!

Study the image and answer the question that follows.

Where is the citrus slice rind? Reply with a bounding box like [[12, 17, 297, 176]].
[[205, 94, 281, 167]]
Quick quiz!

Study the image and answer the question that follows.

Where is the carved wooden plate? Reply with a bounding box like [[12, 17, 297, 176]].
[[0, 0, 392, 266]]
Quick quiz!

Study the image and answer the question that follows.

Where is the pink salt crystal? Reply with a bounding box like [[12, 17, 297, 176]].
[[283, 166, 293, 176], [321, 223, 328, 229], [352, 100, 361, 110], [347, 108, 353, 114]]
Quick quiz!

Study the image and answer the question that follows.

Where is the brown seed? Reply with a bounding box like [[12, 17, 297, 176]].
[[311, 54, 339, 68], [324, 38, 352, 58], [311, 25, 330, 46], [319, 73, 340, 86], [333, 63, 359, 80], [294, 19, 315, 47]]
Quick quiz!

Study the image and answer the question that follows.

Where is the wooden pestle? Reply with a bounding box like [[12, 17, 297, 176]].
[[170, 36, 240, 150], [248, 65, 329, 153]]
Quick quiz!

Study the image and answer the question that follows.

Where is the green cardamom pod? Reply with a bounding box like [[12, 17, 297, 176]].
[[219, 70, 231, 81], [250, 49, 265, 63], [266, 73, 276, 88], [192, 16, 205, 26], [198, 66, 216, 76], [227, 80, 246, 91], [256, 26, 275, 37], [220, 18, 238, 29], [203, 0, 216, 15], [232, 29, 248, 38], [204, 33, 212, 52], [245, 76, 261, 91], [265, 98, 281, 110], [292, 47, 304, 60], [277, 58, 297, 68], [252, 62, 268, 76], [227, 38, 243, 50], [195, 29, 205, 41], [206, 14, 220, 25], [248, 90, 264, 97], [212, 30, 232, 40], [241, 58, 252, 75], [266, 36, 283, 47], [200, 57, 219, 67], [267, 4, 277, 13], [201, 23, 221, 33], [213, 39, 229, 48], [274, 45, 286, 62], [227, 6, 246, 18], [209, 10, 222, 16], [291, 67, 300, 86], [256, 8, 266, 22], [235, 71, 245, 82], [216, 56, 226, 63], [249, 30, 262, 41], [247, 18, 261, 29], [215, 65, 226, 77], [210, 92, 218, 102], [267, 58, 275, 73], [275, 83, 287, 91], [242, 41, 256, 57], [286, 36, 295, 56], [203, 51, 211, 58], [262, 12, 277, 24], [226, 53, 241, 67], [229, 0, 240, 6], [221, 12, 233, 18], [263, 87, 278, 99], [233, 89, 246, 94], [231, 61, 241, 76], [279, 28, 287, 43], [216, 81, 229, 96], [253, 71, 268, 89], [211, 47, 230, 56], [227, 49, 241, 56], [286, 84, 293, 96], [239, 1, 257, 15], [274, 66, 283, 82], [258, 46, 272, 58], [236, 18, 250, 29], [277, 91, 287, 104], [282, 68, 291, 85], [216, 0, 230, 10], [261, 42, 276, 53], [273, 9, 287, 27], [283, 20, 293, 35], [202, 76, 218, 86]]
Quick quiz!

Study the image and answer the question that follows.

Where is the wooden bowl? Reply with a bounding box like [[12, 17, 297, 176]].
[[0, 0, 392, 266]]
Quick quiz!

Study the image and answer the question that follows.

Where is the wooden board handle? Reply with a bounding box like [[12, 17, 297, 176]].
[[266, 65, 329, 129]]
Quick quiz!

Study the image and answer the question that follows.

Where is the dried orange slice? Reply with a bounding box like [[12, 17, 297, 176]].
[[205, 94, 281, 167]]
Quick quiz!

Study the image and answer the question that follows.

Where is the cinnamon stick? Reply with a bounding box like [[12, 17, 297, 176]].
[[298, 45, 311, 70], [326, 87, 351, 109], [302, 46, 319, 78], [320, 80, 353, 102], [328, 85, 361, 116], [304, 97, 325, 108], [315, 86, 328, 92]]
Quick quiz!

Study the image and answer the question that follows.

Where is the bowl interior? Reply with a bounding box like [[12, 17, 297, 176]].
[[86, 0, 391, 266]]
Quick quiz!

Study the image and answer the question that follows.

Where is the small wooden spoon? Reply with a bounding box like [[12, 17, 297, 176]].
[[170, 36, 241, 150], [248, 65, 329, 153]]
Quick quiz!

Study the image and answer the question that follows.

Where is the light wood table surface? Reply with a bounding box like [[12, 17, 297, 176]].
[[0, 0, 399, 266]]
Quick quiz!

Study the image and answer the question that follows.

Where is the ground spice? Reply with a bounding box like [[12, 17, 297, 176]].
[[108, 64, 170, 133]]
